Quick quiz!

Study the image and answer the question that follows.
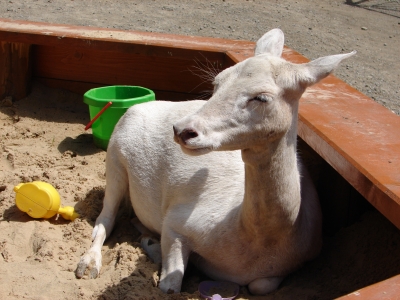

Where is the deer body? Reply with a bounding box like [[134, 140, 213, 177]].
[[76, 29, 355, 295]]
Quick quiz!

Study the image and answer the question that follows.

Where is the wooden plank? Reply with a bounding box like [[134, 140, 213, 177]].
[[0, 42, 9, 98], [298, 75, 400, 230], [0, 42, 31, 100], [226, 46, 310, 65], [32, 45, 218, 94], [0, 18, 254, 59], [336, 275, 400, 300], [37, 77, 203, 102]]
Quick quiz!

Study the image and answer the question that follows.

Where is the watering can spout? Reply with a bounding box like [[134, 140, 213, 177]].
[[58, 206, 80, 221]]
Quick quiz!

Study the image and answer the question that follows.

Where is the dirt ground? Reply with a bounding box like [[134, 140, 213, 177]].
[[1, 1, 400, 300]]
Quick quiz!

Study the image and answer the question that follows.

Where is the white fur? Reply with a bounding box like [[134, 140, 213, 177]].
[[76, 29, 355, 295]]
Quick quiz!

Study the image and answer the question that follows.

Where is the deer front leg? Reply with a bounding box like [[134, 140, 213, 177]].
[[158, 228, 191, 293], [75, 198, 123, 278], [76, 156, 127, 279], [75, 214, 111, 279]]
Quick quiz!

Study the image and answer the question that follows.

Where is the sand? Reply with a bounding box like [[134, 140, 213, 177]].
[[0, 83, 198, 300], [0, 81, 399, 300], [1, 0, 400, 299]]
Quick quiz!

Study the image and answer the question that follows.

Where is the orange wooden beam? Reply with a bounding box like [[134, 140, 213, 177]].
[[336, 275, 400, 300], [0, 18, 254, 55]]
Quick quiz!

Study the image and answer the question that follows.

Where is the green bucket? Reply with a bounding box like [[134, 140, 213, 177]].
[[84, 85, 155, 150]]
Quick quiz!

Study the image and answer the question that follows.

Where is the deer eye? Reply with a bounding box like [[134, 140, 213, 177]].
[[250, 94, 272, 103]]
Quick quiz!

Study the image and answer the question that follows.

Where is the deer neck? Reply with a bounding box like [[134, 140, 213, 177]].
[[239, 118, 301, 238]]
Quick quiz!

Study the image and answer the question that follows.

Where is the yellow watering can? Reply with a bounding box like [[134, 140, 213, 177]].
[[14, 181, 79, 221]]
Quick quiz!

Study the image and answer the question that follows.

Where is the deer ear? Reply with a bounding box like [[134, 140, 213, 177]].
[[255, 28, 285, 57], [298, 51, 357, 87]]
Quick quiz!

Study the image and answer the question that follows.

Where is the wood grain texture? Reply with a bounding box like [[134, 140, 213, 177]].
[[336, 275, 400, 300], [37, 78, 203, 102], [0, 41, 31, 100], [32, 45, 232, 95]]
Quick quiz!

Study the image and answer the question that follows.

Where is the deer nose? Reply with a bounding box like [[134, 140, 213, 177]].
[[173, 126, 198, 144], [180, 129, 198, 143]]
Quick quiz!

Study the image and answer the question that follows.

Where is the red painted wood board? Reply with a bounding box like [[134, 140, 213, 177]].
[[336, 275, 400, 300]]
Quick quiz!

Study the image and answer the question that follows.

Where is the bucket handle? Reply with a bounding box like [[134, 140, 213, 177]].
[[85, 101, 113, 131]]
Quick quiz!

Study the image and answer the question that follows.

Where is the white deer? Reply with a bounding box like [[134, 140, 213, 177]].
[[76, 29, 355, 295]]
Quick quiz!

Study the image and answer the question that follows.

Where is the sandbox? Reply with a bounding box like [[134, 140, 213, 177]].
[[0, 19, 399, 299]]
